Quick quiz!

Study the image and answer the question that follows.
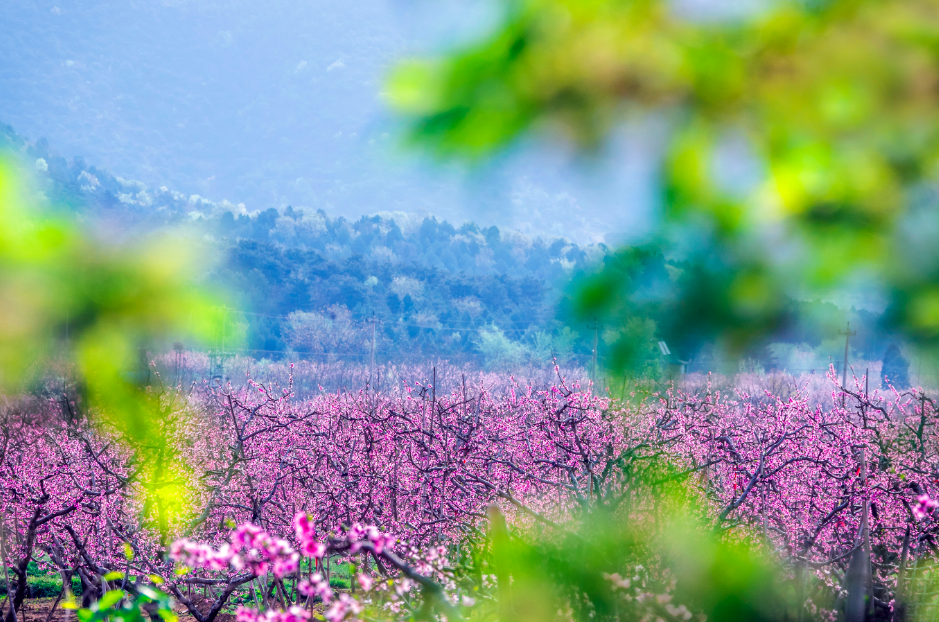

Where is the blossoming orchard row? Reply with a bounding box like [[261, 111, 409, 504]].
[[2, 369, 938, 620]]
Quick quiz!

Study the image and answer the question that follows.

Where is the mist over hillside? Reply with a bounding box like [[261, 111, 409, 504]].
[[1, 120, 911, 380], [0, 0, 655, 244], [0, 121, 617, 368]]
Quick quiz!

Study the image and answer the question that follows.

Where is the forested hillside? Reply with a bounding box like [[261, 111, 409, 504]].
[[0, 122, 907, 374], [0, 122, 607, 367]]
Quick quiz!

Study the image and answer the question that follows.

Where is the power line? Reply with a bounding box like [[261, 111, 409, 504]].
[[213, 307, 557, 334], [839, 321, 857, 406], [368, 312, 379, 384]]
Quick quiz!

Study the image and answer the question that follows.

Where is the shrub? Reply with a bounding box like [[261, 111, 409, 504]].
[[328, 577, 349, 590], [0, 576, 83, 597]]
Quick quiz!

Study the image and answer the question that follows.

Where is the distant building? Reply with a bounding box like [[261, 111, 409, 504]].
[[658, 341, 689, 377]]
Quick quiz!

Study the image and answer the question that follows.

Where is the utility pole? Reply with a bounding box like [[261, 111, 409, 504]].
[[221, 305, 228, 354], [368, 313, 379, 388], [173, 342, 185, 386], [840, 321, 857, 404], [859, 446, 873, 619], [846, 445, 872, 622], [588, 317, 603, 385], [210, 306, 232, 382]]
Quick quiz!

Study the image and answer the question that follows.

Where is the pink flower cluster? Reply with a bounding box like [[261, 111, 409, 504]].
[[324, 594, 363, 622], [346, 523, 394, 554], [292, 513, 320, 557], [356, 574, 373, 591], [298, 573, 334, 604], [170, 523, 299, 578], [235, 606, 310, 622], [913, 494, 938, 520], [232, 524, 300, 577], [296, 574, 363, 621], [171, 513, 395, 587], [169, 539, 232, 571]]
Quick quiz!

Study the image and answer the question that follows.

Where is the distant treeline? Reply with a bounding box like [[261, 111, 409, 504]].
[[0, 122, 606, 367], [0, 122, 909, 373]]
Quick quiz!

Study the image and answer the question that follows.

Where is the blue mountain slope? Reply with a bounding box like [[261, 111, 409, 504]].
[[0, 0, 656, 244], [0, 121, 612, 364]]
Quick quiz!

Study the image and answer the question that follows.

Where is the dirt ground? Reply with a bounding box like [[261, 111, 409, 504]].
[[2, 597, 73, 622], [175, 596, 236, 622], [0, 596, 237, 622], [2, 594, 329, 622]]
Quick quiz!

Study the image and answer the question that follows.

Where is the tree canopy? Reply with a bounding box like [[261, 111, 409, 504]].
[[390, 0, 939, 362]]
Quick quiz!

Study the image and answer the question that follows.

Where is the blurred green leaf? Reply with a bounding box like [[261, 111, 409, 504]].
[[156, 609, 178, 622], [480, 493, 796, 622], [390, 0, 939, 359], [0, 158, 227, 524], [96, 590, 126, 611]]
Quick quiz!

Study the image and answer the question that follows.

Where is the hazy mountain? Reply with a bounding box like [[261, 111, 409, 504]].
[[1, 120, 614, 364], [0, 0, 656, 244]]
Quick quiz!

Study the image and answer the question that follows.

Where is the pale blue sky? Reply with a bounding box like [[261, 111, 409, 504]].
[[0, 0, 657, 244]]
